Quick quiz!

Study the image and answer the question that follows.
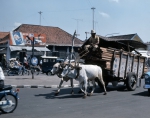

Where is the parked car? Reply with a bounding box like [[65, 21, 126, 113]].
[[41, 56, 64, 76]]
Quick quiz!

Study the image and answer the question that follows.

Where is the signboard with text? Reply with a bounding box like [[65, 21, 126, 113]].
[[10, 31, 46, 46]]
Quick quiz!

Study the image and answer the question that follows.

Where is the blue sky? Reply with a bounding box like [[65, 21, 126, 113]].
[[0, 0, 150, 42]]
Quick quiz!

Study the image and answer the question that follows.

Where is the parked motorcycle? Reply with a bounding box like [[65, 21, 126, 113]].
[[0, 85, 19, 113], [7, 67, 29, 76], [7, 67, 22, 76]]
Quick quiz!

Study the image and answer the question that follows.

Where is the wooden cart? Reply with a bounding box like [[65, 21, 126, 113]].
[[79, 37, 147, 91]]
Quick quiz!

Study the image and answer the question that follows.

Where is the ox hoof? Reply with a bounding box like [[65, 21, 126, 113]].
[[55, 92, 59, 96], [103, 92, 107, 95], [82, 95, 87, 99], [78, 90, 83, 94], [87, 93, 92, 96]]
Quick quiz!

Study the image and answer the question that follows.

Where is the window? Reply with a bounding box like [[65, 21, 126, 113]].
[[49, 59, 56, 62], [43, 59, 48, 62]]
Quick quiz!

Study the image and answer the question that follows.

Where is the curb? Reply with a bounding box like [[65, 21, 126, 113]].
[[9, 84, 79, 88]]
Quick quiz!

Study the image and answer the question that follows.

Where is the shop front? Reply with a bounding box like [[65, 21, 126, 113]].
[[1, 31, 50, 65]]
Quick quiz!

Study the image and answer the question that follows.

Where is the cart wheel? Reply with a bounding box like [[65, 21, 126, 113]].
[[126, 72, 137, 91], [148, 89, 150, 94]]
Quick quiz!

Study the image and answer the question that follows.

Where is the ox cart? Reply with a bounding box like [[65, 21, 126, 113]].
[[79, 36, 148, 91]]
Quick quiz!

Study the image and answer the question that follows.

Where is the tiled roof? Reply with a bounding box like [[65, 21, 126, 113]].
[[0, 32, 9, 39], [14, 24, 83, 46], [108, 34, 136, 40]]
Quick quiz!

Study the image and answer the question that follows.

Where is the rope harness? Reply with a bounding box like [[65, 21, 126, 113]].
[[64, 63, 82, 79]]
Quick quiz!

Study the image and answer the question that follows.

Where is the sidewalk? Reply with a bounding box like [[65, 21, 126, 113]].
[[4, 74, 79, 88]]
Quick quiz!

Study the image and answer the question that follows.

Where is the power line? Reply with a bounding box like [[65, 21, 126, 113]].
[[87, 0, 92, 7]]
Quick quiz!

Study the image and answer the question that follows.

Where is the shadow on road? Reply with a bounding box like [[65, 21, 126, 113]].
[[35, 88, 83, 99], [132, 91, 150, 97], [34, 84, 129, 99], [34, 87, 108, 99], [106, 84, 127, 92]]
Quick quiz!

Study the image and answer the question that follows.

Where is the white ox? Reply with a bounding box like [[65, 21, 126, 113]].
[[51, 62, 75, 95], [61, 63, 107, 98]]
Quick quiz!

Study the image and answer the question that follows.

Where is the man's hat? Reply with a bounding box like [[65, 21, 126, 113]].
[[91, 30, 96, 34]]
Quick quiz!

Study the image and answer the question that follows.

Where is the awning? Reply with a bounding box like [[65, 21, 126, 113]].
[[9, 46, 50, 51], [34, 47, 50, 51]]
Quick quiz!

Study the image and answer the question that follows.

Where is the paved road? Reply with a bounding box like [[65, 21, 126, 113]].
[[4, 73, 79, 87], [0, 80, 149, 118]]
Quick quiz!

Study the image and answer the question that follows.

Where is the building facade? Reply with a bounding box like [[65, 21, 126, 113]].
[[0, 24, 83, 64]]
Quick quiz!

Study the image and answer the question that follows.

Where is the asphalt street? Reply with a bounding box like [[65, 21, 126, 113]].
[[4, 73, 79, 87], [0, 79, 150, 118]]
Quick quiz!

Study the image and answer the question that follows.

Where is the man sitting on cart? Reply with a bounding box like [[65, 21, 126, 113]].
[[84, 30, 100, 52]]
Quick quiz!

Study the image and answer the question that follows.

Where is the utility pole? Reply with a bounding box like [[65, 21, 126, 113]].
[[91, 7, 96, 30], [94, 21, 98, 32], [26, 36, 35, 79], [38, 11, 42, 25], [85, 32, 90, 40], [73, 18, 82, 37]]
